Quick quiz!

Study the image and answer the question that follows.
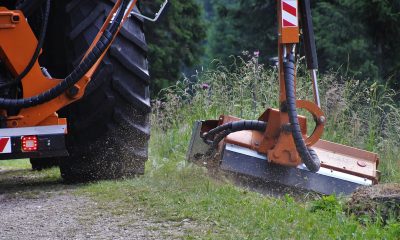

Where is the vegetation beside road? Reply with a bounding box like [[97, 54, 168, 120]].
[[83, 58, 400, 238]]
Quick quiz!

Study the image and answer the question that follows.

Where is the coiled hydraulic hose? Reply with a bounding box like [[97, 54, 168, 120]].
[[284, 50, 320, 172], [0, 0, 129, 109]]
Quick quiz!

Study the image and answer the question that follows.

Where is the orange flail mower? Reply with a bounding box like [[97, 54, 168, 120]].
[[187, 0, 379, 195], [0, 0, 168, 181]]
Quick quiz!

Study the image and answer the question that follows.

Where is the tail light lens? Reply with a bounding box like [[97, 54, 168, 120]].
[[22, 136, 38, 152]]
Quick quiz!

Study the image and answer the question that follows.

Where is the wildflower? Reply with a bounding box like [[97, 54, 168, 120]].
[[201, 83, 210, 90], [254, 51, 260, 58]]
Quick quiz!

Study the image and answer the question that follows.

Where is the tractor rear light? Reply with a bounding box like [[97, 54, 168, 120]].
[[22, 136, 38, 152]]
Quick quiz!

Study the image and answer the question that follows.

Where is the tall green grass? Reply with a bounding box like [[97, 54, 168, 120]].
[[151, 55, 400, 183]]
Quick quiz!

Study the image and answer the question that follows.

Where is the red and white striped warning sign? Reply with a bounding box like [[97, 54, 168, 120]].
[[282, 0, 298, 28], [0, 137, 11, 154]]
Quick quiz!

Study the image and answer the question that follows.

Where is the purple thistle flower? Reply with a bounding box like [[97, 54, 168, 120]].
[[201, 83, 210, 90], [254, 51, 260, 58]]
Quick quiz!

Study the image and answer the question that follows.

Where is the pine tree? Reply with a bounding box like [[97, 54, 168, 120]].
[[141, 0, 206, 94], [208, 0, 277, 63], [312, 1, 379, 80], [206, 0, 400, 89], [340, 0, 400, 88]]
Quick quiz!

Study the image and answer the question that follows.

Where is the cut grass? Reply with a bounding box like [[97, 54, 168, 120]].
[[1, 157, 398, 239], [80, 161, 400, 239]]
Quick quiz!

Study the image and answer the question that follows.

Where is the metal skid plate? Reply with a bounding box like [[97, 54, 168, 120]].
[[187, 121, 210, 163], [221, 144, 372, 195]]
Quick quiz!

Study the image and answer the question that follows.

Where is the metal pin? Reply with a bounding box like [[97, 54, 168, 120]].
[[291, 44, 296, 54], [283, 45, 287, 58], [310, 69, 321, 108]]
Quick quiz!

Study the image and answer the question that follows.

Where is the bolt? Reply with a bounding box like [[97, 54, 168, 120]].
[[280, 101, 288, 113], [282, 123, 292, 133], [357, 161, 367, 167], [318, 116, 326, 124], [67, 86, 80, 98], [12, 15, 20, 22]]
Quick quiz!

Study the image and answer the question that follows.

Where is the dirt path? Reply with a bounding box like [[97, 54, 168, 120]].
[[0, 169, 188, 240]]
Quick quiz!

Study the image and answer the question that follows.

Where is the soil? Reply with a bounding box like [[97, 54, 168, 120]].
[[0, 168, 192, 240], [347, 183, 400, 222]]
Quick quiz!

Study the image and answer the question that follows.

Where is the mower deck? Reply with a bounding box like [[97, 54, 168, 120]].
[[188, 121, 379, 195]]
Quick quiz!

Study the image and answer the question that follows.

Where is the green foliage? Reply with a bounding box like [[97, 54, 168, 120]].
[[343, 0, 400, 82], [140, 0, 206, 94], [140, 0, 400, 93], [313, 0, 400, 85], [207, 0, 277, 63], [311, 195, 343, 213], [205, 0, 400, 89], [312, 1, 379, 79]]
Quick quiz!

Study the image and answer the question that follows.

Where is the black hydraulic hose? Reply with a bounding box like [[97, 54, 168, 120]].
[[0, 0, 51, 90], [0, 0, 129, 109], [204, 129, 234, 157], [17, 0, 47, 17], [202, 120, 267, 143], [283, 51, 320, 172], [203, 120, 267, 157]]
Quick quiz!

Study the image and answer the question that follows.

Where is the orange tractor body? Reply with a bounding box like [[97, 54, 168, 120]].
[[0, 0, 167, 180]]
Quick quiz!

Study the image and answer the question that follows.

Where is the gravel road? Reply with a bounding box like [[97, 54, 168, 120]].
[[0, 168, 189, 240]]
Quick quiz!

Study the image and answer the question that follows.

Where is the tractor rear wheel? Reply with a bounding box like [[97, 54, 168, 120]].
[[43, 0, 151, 182]]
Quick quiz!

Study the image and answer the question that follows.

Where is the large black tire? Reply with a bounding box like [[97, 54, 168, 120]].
[[43, 0, 151, 182]]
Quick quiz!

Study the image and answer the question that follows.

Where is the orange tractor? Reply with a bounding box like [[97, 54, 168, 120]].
[[188, 0, 380, 195], [0, 0, 168, 181]]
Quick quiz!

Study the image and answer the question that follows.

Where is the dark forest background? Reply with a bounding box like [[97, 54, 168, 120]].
[[140, 0, 400, 95]]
